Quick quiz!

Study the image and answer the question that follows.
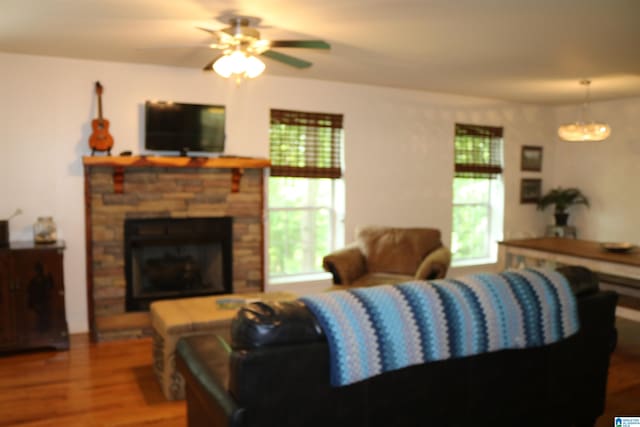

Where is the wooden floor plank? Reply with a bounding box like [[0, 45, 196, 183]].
[[0, 317, 639, 426]]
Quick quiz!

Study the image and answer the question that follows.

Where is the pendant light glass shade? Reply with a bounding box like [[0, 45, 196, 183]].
[[244, 55, 266, 78], [557, 122, 611, 142], [558, 80, 611, 142]]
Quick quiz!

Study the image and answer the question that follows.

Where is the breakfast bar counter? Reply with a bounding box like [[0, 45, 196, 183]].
[[498, 237, 640, 299]]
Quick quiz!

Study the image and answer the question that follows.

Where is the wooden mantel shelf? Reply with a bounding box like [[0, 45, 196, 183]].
[[83, 156, 270, 193], [82, 155, 270, 169]]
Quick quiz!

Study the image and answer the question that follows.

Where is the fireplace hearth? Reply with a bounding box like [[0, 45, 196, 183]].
[[124, 217, 232, 311]]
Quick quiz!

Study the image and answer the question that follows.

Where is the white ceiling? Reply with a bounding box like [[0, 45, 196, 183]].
[[2, 0, 639, 104]]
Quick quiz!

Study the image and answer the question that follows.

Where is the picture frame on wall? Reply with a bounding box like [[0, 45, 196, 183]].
[[521, 145, 543, 171], [521, 178, 542, 204]]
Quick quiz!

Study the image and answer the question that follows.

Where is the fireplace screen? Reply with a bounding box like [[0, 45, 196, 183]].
[[124, 217, 232, 311]]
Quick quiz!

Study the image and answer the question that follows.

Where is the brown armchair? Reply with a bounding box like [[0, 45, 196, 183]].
[[322, 226, 451, 287]]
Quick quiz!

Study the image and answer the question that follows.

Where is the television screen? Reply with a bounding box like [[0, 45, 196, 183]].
[[144, 101, 225, 154]]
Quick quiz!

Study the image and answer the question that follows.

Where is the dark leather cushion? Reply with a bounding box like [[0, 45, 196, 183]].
[[231, 300, 325, 350]]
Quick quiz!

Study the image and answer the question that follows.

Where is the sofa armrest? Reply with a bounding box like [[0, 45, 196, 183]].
[[322, 244, 366, 285], [414, 246, 451, 280], [176, 334, 245, 427], [556, 265, 599, 296]]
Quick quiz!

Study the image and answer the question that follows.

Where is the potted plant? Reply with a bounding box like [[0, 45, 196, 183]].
[[537, 187, 589, 226]]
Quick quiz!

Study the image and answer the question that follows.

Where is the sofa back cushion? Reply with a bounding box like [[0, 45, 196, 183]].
[[231, 301, 324, 350], [301, 268, 581, 386], [357, 226, 442, 275]]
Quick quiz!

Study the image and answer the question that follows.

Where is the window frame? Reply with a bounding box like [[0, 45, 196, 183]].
[[451, 123, 504, 266], [267, 109, 345, 281]]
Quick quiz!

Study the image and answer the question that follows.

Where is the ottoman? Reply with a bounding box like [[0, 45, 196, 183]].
[[150, 292, 295, 400]]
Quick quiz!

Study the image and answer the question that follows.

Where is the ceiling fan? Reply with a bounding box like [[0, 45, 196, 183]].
[[198, 16, 330, 79]]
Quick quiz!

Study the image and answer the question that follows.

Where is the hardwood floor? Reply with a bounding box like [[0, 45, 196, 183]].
[[0, 318, 639, 426], [596, 317, 640, 426], [0, 335, 184, 426]]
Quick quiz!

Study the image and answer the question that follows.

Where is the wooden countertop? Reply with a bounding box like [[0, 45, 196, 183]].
[[499, 237, 640, 267]]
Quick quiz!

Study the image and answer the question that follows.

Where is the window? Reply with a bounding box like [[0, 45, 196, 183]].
[[268, 109, 344, 279], [451, 123, 504, 264]]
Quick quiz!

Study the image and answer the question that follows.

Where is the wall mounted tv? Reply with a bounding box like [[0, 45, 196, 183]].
[[144, 101, 226, 155]]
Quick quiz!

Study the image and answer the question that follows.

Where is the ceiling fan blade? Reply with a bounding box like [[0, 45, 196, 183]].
[[138, 44, 215, 50], [261, 50, 312, 68], [196, 26, 218, 36], [202, 55, 222, 71], [269, 40, 330, 49]]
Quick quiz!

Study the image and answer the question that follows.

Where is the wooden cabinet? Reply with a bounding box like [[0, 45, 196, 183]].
[[0, 253, 16, 347], [0, 241, 69, 353]]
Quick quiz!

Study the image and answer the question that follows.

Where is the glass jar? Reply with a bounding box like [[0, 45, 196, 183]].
[[34, 216, 57, 244]]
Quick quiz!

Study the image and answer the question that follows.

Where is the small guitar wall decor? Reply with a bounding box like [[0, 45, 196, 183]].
[[88, 81, 114, 155]]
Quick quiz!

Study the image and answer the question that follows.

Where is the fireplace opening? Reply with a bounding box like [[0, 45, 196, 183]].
[[124, 217, 232, 311]]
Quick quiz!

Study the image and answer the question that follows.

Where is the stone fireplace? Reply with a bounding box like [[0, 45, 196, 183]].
[[83, 156, 270, 341]]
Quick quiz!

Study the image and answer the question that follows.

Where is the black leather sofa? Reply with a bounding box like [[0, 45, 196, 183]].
[[176, 267, 617, 427]]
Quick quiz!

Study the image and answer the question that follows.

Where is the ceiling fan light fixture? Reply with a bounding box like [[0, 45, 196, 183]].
[[558, 79, 611, 142], [213, 51, 265, 80], [201, 16, 329, 81]]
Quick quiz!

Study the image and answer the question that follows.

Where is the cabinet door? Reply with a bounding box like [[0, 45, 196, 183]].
[[12, 249, 68, 349], [0, 253, 17, 348]]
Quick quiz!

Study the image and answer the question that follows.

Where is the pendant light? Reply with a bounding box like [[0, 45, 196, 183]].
[[557, 80, 611, 142]]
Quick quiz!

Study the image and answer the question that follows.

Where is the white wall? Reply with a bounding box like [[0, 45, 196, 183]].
[[1, 52, 556, 333], [551, 96, 640, 242]]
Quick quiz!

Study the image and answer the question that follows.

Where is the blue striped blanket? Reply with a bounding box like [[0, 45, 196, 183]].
[[300, 268, 579, 387]]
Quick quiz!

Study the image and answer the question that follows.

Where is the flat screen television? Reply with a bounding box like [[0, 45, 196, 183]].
[[144, 101, 226, 155]]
